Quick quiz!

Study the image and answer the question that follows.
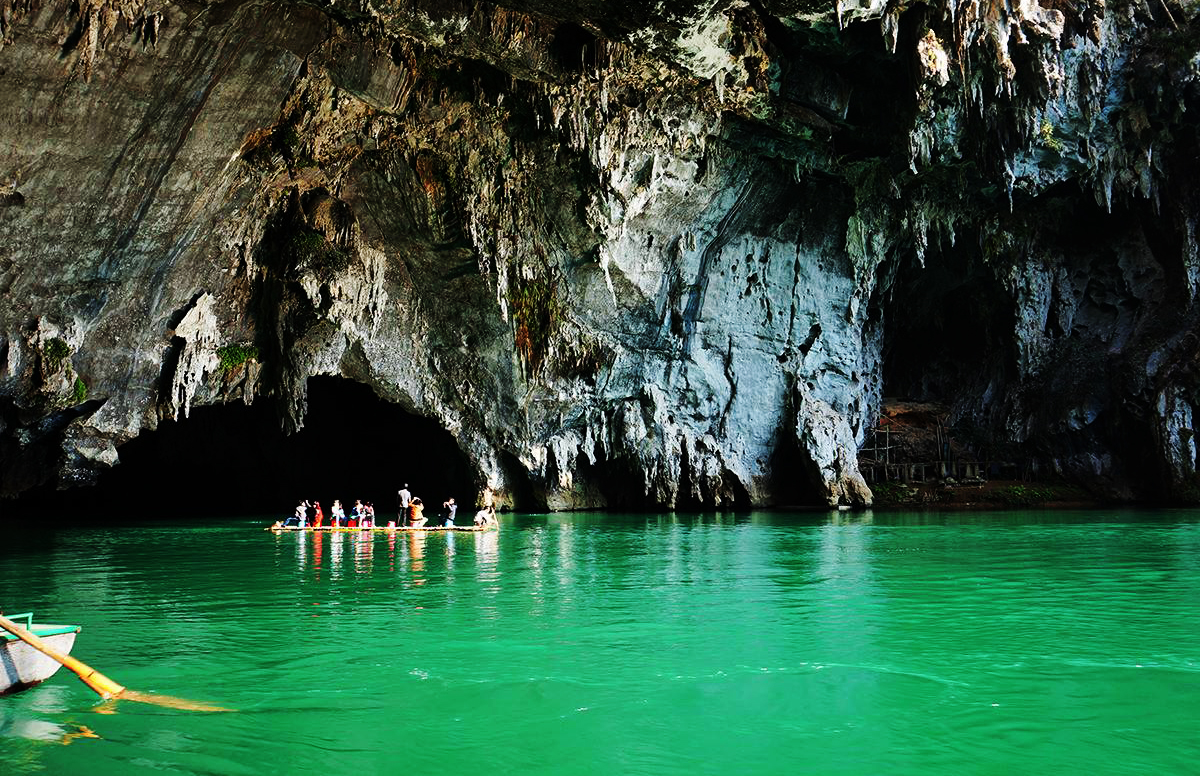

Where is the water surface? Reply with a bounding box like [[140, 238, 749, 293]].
[[2, 510, 1198, 774]]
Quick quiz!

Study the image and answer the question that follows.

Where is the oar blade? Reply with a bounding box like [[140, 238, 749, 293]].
[[114, 690, 233, 712]]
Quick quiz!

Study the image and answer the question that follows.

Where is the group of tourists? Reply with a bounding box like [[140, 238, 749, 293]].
[[394, 483, 498, 528], [281, 498, 376, 528], [276, 484, 499, 529]]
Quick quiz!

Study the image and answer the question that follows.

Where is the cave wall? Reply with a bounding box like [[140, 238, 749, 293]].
[[2, 0, 1200, 510]]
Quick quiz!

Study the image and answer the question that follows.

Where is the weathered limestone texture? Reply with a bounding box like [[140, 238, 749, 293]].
[[2, 0, 1200, 507]]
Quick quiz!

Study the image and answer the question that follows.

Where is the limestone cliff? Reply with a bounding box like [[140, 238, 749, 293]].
[[2, 0, 1199, 509]]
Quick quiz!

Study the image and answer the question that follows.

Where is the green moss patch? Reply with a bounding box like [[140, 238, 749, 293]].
[[71, 376, 88, 405], [217, 344, 259, 372], [42, 337, 71, 372]]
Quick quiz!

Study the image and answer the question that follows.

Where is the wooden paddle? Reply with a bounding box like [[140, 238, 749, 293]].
[[0, 614, 229, 711]]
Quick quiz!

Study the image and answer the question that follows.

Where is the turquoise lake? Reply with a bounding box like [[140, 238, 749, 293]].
[[1, 510, 1198, 774]]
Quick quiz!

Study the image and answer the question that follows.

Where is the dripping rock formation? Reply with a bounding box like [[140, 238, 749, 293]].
[[3, 0, 1200, 510]]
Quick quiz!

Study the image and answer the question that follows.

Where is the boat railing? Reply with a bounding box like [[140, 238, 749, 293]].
[[4, 612, 34, 629]]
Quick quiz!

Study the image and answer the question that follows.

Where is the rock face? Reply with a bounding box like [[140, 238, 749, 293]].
[[2, 0, 1199, 509]]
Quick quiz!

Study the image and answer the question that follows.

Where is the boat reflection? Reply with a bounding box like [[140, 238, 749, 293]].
[[330, 530, 345, 580], [278, 528, 502, 585], [474, 529, 499, 582], [408, 532, 426, 585], [354, 531, 375, 574], [0, 687, 101, 745], [312, 531, 322, 580]]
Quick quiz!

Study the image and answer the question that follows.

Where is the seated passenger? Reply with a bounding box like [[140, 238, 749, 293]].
[[409, 497, 427, 528], [285, 500, 307, 527]]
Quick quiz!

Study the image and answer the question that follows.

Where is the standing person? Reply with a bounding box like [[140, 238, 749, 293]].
[[331, 499, 345, 527], [365, 502, 376, 528], [397, 483, 411, 523], [312, 501, 325, 528], [442, 498, 457, 527]]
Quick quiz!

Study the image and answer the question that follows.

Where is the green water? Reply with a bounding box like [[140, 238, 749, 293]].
[[1, 510, 1198, 775]]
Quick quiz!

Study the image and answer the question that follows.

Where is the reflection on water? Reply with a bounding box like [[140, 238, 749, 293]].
[[276, 528, 506, 586], [354, 530, 374, 574], [0, 685, 99, 751], [409, 532, 426, 584], [330, 530, 345, 579], [0, 511, 1197, 776]]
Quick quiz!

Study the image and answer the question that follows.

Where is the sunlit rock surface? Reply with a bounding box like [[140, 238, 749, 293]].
[[2, 0, 1200, 508]]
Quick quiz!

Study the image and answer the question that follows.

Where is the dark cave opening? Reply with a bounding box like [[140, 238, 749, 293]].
[[550, 22, 598, 74], [881, 252, 1015, 405], [574, 455, 648, 510], [12, 377, 478, 523], [498, 450, 537, 511], [768, 423, 840, 507]]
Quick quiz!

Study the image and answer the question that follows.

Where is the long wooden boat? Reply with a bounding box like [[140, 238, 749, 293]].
[[267, 523, 497, 533], [1, 613, 80, 695]]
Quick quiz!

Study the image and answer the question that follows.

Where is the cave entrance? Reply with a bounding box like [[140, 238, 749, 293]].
[[768, 427, 839, 508], [26, 376, 477, 522], [880, 249, 1014, 405]]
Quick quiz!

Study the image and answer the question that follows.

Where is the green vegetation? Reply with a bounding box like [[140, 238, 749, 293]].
[[71, 376, 88, 405], [870, 479, 1088, 508], [508, 275, 563, 376], [870, 481, 921, 505], [42, 337, 71, 372], [1039, 119, 1063, 153], [217, 343, 259, 372], [986, 484, 1058, 506], [290, 231, 326, 261]]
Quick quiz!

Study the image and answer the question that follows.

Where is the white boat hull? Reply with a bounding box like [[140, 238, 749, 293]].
[[0, 629, 78, 695]]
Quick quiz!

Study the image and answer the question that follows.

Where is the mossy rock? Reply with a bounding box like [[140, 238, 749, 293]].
[[42, 337, 71, 372], [72, 376, 88, 404], [508, 274, 563, 377], [217, 344, 259, 372]]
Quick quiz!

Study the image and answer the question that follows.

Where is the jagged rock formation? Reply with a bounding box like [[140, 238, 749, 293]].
[[2, 0, 1199, 509]]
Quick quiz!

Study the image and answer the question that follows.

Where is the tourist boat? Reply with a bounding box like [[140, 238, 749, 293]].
[[267, 523, 497, 532], [0, 613, 80, 695]]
